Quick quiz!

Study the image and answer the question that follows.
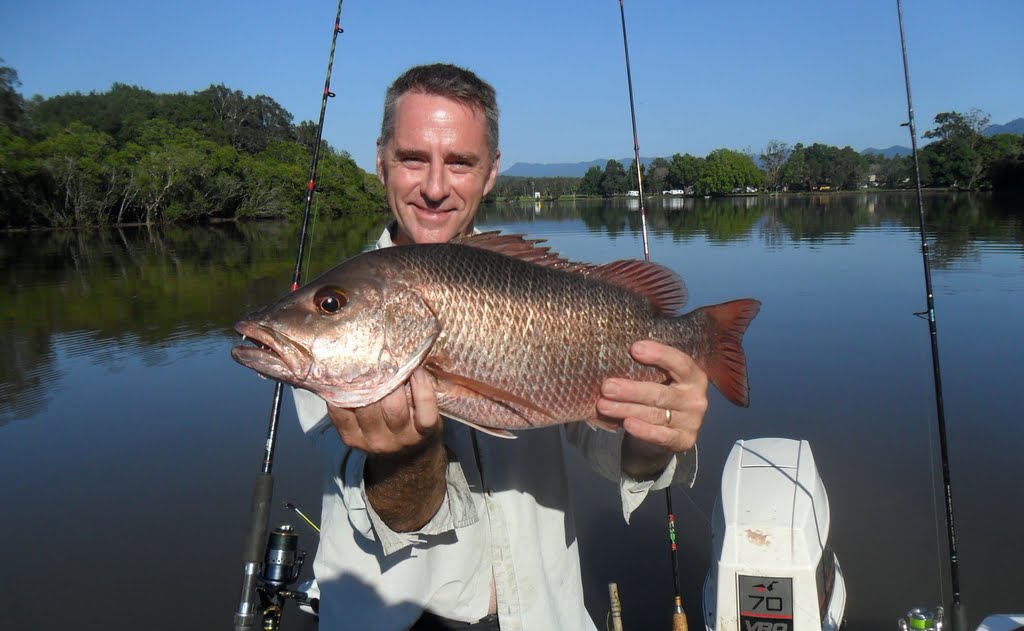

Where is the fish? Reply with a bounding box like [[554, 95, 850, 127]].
[[231, 232, 760, 437]]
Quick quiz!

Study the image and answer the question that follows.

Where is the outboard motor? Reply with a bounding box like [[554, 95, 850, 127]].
[[703, 438, 846, 631]]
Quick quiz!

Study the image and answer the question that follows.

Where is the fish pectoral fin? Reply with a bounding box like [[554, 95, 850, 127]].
[[586, 418, 621, 433], [441, 411, 517, 439], [425, 363, 558, 422]]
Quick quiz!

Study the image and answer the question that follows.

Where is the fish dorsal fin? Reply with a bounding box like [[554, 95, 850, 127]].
[[453, 231, 685, 314], [586, 260, 688, 315], [453, 232, 591, 272]]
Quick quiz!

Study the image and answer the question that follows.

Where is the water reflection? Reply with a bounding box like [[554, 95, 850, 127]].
[[0, 213, 388, 424]]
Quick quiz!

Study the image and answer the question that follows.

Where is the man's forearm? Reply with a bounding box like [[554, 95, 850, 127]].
[[365, 432, 447, 532]]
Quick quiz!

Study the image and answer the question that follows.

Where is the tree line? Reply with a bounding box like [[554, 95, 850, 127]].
[[0, 60, 385, 229], [496, 109, 1022, 201]]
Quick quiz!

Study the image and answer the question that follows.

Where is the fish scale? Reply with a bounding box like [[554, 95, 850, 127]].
[[419, 246, 653, 418]]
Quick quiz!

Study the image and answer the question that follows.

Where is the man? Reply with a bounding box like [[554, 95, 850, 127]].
[[293, 63, 709, 631]]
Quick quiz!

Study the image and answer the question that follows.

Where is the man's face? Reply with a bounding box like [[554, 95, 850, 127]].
[[377, 91, 500, 245]]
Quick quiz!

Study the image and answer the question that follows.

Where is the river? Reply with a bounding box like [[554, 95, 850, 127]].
[[1, 192, 1021, 630]]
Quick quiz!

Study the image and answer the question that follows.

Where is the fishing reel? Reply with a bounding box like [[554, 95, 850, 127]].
[[255, 524, 318, 630], [898, 606, 943, 631]]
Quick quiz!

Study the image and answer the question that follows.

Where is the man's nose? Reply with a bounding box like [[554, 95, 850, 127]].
[[422, 160, 450, 202]]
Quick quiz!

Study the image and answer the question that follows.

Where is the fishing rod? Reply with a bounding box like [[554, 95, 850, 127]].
[[895, 2, 966, 630], [616, 2, 687, 630], [232, 1, 345, 629]]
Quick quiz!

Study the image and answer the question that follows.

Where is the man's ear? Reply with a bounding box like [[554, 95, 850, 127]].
[[483, 150, 501, 196], [376, 137, 386, 185]]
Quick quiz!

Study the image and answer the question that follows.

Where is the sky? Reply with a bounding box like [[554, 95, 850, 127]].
[[3, 0, 1022, 173]]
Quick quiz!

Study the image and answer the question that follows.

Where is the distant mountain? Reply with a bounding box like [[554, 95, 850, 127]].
[[501, 157, 654, 178], [983, 118, 1024, 136], [861, 145, 912, 158]]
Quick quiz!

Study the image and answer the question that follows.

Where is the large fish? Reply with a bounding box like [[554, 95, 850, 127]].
[[231, 232, 760, 437]]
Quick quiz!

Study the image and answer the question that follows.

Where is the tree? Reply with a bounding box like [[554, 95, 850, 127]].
[[694, 148, 763, 195], [578, 165, 602, 196], [668, 153, 703, 190], [646, 157, 671, 194], [833, 146, 867, 189], [599, 159, 629, 196], [0, 126, 37, 226], [0, 59, 28, 134], [877, 155, 914, 188], [923, 108, 989, 145], [921, 109, 990, 189], [782, 143, 810, 191], [33, 122, 115, 225], [759, 140, 789, 191], [977, 133, 1023, 189]]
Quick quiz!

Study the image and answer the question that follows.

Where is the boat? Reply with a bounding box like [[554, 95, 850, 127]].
[[702, 438, 845, 631]]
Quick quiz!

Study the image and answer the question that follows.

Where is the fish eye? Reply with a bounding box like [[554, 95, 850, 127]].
[[314, 287, 348, 314]]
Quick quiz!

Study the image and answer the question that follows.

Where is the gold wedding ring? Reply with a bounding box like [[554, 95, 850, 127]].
[[664, 408, 672, 423]]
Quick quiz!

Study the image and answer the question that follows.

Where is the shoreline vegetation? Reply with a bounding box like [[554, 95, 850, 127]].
[[2, 61, 1022, 231]]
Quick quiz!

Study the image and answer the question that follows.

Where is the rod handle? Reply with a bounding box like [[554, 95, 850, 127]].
[[243, 472, 274, 562], [233, 472, 274, 629], [952, 601, 967, 631], [607, 582, 624, 631], [673, 611, 689, 631]]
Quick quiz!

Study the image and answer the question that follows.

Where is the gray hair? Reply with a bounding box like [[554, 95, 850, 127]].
[[379, 63, 500, 160]]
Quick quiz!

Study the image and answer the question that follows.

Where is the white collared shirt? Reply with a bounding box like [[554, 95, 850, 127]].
[[293, 226, 697, 630]]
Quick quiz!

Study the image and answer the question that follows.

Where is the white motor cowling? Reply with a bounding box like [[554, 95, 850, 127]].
[[703, 438, 846, 631]]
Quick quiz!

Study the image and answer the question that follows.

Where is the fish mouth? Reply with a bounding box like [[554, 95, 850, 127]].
[[231, 321, 313, 383]]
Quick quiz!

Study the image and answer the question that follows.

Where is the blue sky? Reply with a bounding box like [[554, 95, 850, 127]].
[[3, 0, 1021, 173]]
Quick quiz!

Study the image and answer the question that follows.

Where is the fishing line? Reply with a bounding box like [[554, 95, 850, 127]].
[[616, 2, 687, 629], [302, 195, 323, 284], [895, 1, 965, 628], [285, 501, 321, 534], [232, 2, 346, 629]]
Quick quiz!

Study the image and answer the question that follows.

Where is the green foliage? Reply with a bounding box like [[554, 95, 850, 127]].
[[646, 157, 671, 194], [668, 153, 703, 189], [760, 140, 789, 191], [917, 109, 1014, 190], [694, 149, 764, 195], [0, 60, 28, 134], [782, 143, 866, 191], [1, 70, 384, 228], [600, 159, 629, 196], [578, 166, 603, 196]]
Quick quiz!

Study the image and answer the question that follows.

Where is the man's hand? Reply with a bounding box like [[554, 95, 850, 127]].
[[328, 368, 440, 454], [596, 341, 709, 478], [329, 368, 447, 532]]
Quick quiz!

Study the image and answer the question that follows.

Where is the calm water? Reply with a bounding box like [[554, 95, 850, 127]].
[[1, 192, 1022, 630]]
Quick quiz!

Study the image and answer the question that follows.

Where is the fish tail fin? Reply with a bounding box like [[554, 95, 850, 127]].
[[693, 298, 761, 407]]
